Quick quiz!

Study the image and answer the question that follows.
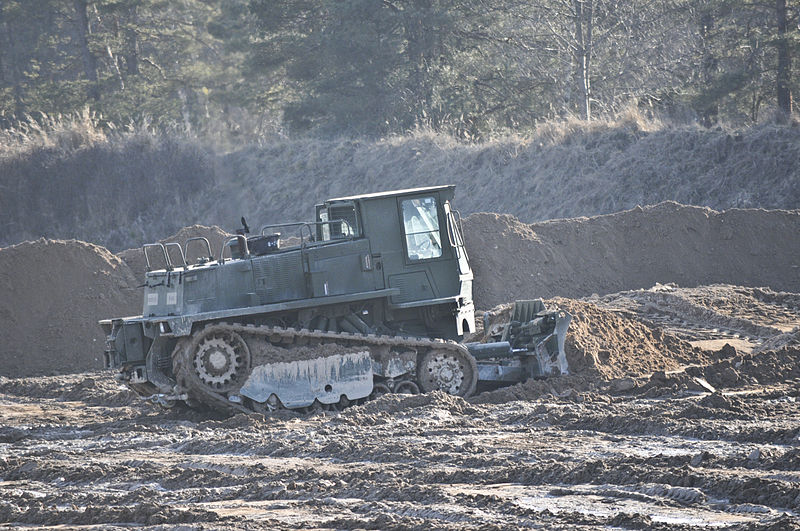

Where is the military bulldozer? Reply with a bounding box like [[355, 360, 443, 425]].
[[101, 186, 570, 413]]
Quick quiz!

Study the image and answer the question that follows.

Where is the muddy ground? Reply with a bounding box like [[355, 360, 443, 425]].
[[1, 285, 798, 530]]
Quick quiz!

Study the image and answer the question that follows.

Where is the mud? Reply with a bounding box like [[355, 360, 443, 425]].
[[587, 284, 800, 353], [2, 339, 799, 529], [1, 204, 799, 527], [2, 287, 800, 529], [249, 340, 365, 364]]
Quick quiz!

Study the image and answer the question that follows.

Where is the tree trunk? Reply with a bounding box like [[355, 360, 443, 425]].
[[574, 0, 593, 121], [124, 5, 139, 76], [775, 0, 792, 122], [699, 10, 718, 127], [72, 0, 99, 101], [0, 0, 24, 113]]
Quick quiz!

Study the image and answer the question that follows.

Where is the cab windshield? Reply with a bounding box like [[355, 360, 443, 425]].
[[401, 196, 442, 260]]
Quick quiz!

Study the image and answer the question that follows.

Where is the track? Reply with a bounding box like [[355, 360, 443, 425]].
[[587, 284, 800, 352], [170, 323, 479, 414]]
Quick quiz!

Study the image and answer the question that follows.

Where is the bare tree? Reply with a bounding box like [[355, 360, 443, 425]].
[[573, 0, 593, 120], [71, 0, 99, 100], [775, 0, 793, 121]]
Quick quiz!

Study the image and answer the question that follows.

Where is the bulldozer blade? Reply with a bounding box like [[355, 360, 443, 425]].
[[554, 311, 572, 375], [239, 351, 374, 409]]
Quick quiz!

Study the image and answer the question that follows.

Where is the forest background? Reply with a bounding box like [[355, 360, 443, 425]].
[[1, 0, 798, 251]]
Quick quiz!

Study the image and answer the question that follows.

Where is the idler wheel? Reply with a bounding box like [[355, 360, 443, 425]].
[[370, 382, 391, 400], [190, 327, 251, 393], [395, 380, 420, 395], [418, 347, 477, 397]]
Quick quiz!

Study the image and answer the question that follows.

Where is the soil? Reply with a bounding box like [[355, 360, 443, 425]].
[[1, 342, 798, 529], [1, 204, 799, 528], [464, 202, 800, 309], [0, 239, 140, 377], [249, 341, 365, 364]]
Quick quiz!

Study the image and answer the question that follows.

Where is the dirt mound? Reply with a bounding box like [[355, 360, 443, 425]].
[[0, 371, 138, 406], [588, 284, 800, 352], [464, 203, 800, 309], [472, 298, 706, 403], [0, 239, 140, 377], [117, 224, 230, 281], [555, 298, 706, 378], [340, 390, 482, 425]]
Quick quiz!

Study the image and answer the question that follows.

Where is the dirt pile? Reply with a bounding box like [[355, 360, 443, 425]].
[[0, 239, 140, 377], [117, 224, 230, 281], [556, 298, 706, 378], [464, 202, 800, 309], [472, 298, 707, 404]]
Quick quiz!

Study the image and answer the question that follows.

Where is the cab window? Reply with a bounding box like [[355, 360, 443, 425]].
[[401, 196, 442, 260]]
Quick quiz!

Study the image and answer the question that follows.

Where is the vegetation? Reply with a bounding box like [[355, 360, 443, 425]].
[[0, 1, 798, 251], [1, 110, 798, 252], [0, 0, 797, 137]]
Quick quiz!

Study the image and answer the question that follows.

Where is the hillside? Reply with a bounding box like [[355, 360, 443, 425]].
[[1, 118, 799, 252]]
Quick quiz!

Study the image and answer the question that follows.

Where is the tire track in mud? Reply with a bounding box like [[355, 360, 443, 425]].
[[588, 284, 800, 352], [2, 380, 799, 529], [2, 294, 800, 529]]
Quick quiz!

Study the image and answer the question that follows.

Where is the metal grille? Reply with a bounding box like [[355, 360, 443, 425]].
[[389, 272, 430, 303], [253, 253, 305, 303]]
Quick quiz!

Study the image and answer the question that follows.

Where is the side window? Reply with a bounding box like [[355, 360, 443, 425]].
[[401, 196, 443, 260], [318, 205, 356, 241]]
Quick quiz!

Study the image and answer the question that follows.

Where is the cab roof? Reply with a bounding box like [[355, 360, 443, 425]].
[[326, 185, 454, 203]]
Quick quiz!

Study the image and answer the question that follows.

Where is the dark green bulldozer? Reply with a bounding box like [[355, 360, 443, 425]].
[[101, 186, 570, 413]]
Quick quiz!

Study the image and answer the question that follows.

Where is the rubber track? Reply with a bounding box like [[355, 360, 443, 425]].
[[172, 322, 478, 414]]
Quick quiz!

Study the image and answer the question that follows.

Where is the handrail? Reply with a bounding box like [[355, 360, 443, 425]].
[[164, 242, 186, 268], [444, 200, 468, 266], [143, 243, 171, 272], [260, 219, 355, 247], [185, 237, 213, 264], [218, 235, 249, 264], [260, 221, 309, 236]]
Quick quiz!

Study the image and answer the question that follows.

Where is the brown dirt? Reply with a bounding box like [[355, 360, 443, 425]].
[[471, 298, 708, 404], [249, 341, 364, 364], [587, 284, 800, 352], [464, 202, 800, 309], [0, 239, 140, 378], [556, 297, 706, 378], [1, 345, 798, 529]]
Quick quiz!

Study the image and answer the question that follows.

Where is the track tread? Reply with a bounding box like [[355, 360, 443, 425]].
[[172, 322, 473, 413]]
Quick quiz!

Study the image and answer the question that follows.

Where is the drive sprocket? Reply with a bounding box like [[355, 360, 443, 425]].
[[188, 326, 251, 393]]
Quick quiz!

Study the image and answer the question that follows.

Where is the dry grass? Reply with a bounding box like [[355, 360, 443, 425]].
[[1, 110, 798, 251]]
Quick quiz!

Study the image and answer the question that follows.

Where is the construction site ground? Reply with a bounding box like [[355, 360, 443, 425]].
[[1, 205, 799, 529]]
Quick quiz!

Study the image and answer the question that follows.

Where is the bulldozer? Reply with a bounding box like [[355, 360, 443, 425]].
[[100, 185, 571, 413]]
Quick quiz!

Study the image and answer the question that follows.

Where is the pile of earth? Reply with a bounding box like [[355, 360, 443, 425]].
[[471, 298, 708, 404], [463, 202, 800, 309], [2, 203, 798, 381], [0, 239, 140, 377]]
